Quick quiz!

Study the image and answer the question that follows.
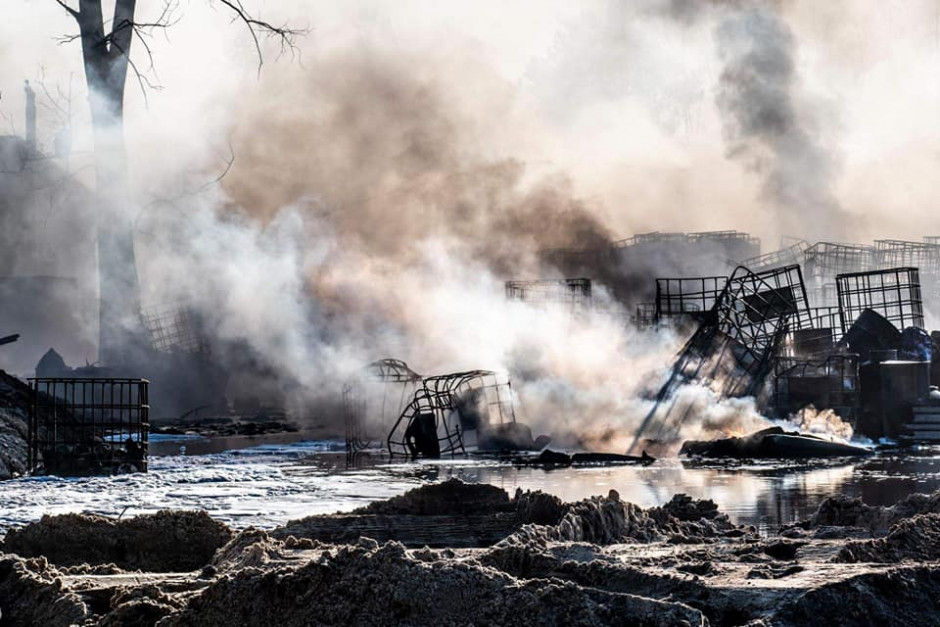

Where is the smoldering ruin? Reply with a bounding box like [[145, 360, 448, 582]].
[[6, 0, 940, 625]]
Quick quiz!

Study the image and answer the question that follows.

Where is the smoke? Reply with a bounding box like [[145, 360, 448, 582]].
[[712, 2, 847, 241], [7, 0, 940, 449]]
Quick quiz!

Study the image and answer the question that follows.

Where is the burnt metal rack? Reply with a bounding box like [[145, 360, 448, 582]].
[[343, 359, 422, 465], [739, 240, 809, 271], [836, 267, 924, 334], [387, 370, 516, 460], [655, 276, 727, 321], [771, 354, 860, 426], [505, 278, 592, 314], [27, 378, 149, 476], [630, 264, 810, 450], [633, 302, 657, 329], [803, 242, 874, 291]]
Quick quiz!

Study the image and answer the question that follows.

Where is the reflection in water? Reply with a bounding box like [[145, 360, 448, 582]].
[[369, 452, 940, 530]]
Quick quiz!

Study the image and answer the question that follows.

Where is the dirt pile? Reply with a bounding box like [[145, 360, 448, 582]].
[[3, 510, 233, 572], [0, 370, 33, 480], [770, 567, 940, 627], [353, 478, 514, 516], [800, 491, 940, 534], [159, 538, 707, 627], [835, 514, 940, 563], [0, 554, 88, 626]]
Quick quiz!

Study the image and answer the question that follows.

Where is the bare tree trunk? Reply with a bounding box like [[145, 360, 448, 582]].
[[75, 0, 144, 365]]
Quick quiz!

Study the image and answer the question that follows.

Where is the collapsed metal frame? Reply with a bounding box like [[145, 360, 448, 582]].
[[27, 378, 150, 476], [836, 267, 924, 334], [771, 354, 860, 426], [655, 276, 728, 320], [387, 370, 516, 460], [343, 359, 423, 464], [630, 264, 809, 449], [504, 278, 592, 314]]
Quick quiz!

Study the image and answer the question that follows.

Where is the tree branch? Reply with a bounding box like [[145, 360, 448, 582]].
[[215, 0, 306, 73], [52, 0, 79, 20]]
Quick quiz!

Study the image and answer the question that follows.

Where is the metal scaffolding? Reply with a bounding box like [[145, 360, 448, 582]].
[[27, 378, 149, 476], [836, 267, 924, 333], [632, 302, 657, 329]]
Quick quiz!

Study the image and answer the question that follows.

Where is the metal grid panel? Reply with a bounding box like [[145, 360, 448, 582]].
[[836, 267, 924, 333], [27, 378, 149, 476], [808, 306, 844, 341], [655, 276, 728, 319], [505, 278, 592, 314], [140, 303, 209, 355], [874, 240, 940, 274]]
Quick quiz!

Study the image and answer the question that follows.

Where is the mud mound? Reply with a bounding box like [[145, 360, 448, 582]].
[[804, 490, 940, 533], [353, 478, 513, 516], [553, 491, 661, 544], [0, 555, 88, 626], [772, 567, 940, 626], [159, 539, 706, 627], [211, 528, 292, 572], [99, 584, 182, 627], [513, 489, 568, 525], [836, 514, 940, 563], [3, 510, 233, 571]]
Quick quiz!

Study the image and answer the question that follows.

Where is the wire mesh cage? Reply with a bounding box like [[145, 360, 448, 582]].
[[343, 359, 423, 464], [772, 354, 860, 426], [387, 370, 516, 460], [632, 302, 658, 329], [836, 267, 924, 333], [27, 378, 149, 476]]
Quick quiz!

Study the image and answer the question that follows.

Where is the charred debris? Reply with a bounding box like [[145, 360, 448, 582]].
[[607, 234, 940, 456]]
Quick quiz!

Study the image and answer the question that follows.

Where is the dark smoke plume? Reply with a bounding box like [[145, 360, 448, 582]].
[[713, 4, 846, 239]]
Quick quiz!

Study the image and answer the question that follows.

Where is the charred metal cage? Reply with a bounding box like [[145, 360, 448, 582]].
[[633, 302, 657, 329], [343, 359, 422, 464], [27, 378, 149, 476], [739, 240, 809, 271], [836, 267, 924, 333], [141, 303, 209, 355], [655, 276, 727, 320], [808, 306, 844, 340], [772, 354, 860, 426], [630, 265, 809, 449], [505, 278, 592, 314], [803, 243, 874, 299], [387, 370, 516, 460]]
